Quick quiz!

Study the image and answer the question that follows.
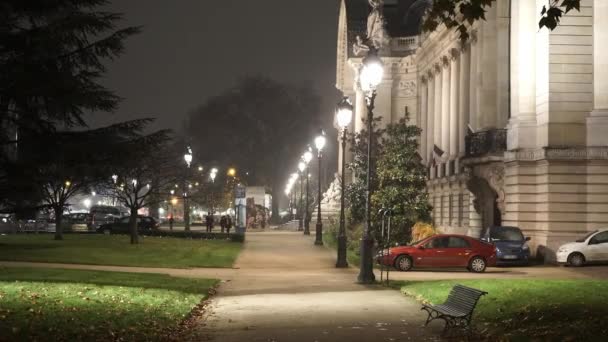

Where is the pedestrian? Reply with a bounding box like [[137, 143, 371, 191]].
[[205, 214, 213, 233], [220, 215, 227, 233], [168, 214, 174, 231], [226, 216, 233, 234]]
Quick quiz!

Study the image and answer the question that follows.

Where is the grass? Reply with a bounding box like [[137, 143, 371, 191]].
[[393, 279, 608, 340], [0, 267, 217, 341], [0, 234, 242, 268]]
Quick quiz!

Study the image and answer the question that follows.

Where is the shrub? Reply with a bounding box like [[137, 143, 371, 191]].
[[411, 222, 437, 243]]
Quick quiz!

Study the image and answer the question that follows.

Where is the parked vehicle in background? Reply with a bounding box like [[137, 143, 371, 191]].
[[0, 214, 16, 233], [87, 205, 121, 230], [96, 216, 160, 235], [376, 234, 497, 273], [62, 213, 90, 232], [481, 226, 531, 266], [557, 229, 608, 267]]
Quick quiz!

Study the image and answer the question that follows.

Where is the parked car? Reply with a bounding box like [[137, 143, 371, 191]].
[[481, 226, 531, 266], [96, 216, 160, 235], [376, 234, 497, 273], [88, 205, 121, 230], [62, 213, 90, 232], [557, 229, 608, 266]]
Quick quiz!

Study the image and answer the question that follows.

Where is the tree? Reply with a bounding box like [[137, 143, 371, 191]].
[[7, 119, 159, 240], [422, 0, 581, 41], [103, 131, 173, 244], [185, 76, 322, 223], [372, 117, 432, 243], [0, 0, 140, 214], [345, 116, 385, 225]]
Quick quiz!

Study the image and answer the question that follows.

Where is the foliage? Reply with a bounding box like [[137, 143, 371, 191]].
[[0, 267, 217, 341], [410, 222, 437, 243], [0, 234, 242, 268], [395, 279, 608, 340], [185, 76, 321, 222], [0, 0, 140, 140], [101, 131, 174, 244], [422, 0, 581, 41], [322, 220, 362, 267], [345, 116, 384, 224], [373, 117, 432, 243]]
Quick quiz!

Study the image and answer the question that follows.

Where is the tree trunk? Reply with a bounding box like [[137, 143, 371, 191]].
[[53, 206, 63, 240], [129, 209, 139, 244]]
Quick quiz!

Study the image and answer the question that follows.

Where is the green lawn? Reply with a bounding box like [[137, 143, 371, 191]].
[[0, 234, 242, 268], [393, 279, 608, 340], [0, 267, 217, 341]]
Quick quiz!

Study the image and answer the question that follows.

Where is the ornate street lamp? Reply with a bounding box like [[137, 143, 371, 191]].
[[183, 146, 193, 231], [335, 96, 353, 268], [303, 147, 313, 235], [314, 130, 326, 246], [358, 49, 384, 283], [297, 161, 306, 231]]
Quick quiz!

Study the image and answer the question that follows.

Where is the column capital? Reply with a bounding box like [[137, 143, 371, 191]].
[[470, 29, 478, 44], [441, 56, 450, 68], [421, 74, 428, 84], [434, 63, 442, 73], [450, 48, 460, 61]]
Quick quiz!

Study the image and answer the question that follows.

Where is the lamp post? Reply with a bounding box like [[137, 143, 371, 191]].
[[357, 49, 384, 284], [183, 147, 193, 231], [298, 161, 306, 231], [209, 168, 218, 220], [314, 130, 326, 246], [303, 147, 313, 235], [335, 96, 353, 268]]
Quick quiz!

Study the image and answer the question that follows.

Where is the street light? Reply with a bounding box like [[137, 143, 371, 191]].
[[183, 146, 193, 231], [314, 130, 326, 246], [336, 96, 353, 268], [184, 146, 193, 168], [303, 147, 313, 235], [358, 48, 384, 284], [298, 161, 306, 231]]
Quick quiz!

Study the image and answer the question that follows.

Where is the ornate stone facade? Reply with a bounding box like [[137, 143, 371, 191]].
[[336, 0, 608, 262]]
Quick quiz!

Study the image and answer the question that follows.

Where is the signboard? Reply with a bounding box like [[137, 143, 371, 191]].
[[235, 185, 246, 199]]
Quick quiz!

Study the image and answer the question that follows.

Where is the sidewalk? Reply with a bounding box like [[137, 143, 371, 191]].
[[186, 231, 443, 341]]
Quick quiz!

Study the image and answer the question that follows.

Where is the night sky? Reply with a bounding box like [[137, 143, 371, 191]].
[[93, 0, 342, 133]]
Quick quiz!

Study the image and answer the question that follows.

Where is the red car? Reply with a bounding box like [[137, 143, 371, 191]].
[[376, 234, 497, 273]]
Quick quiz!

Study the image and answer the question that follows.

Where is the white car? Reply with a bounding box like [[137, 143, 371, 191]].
[[556, 229, 608, 266]]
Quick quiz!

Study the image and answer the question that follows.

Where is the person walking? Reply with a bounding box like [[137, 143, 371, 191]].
[[205, 214, 214, 233], [220, 215, 227, 233], [226, 216, 233, 234]]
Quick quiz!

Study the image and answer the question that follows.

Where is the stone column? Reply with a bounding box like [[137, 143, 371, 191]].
[[449, 49, 460, 165], [469, 31, 479, 131], [458, 44, 470, 158], [508, 0, 537, 150], [434, 64, 442, 155], [426, 71, 435, 163], [441, 57, 451, 157], [588, 0, 608, 145], [479, 9, 498, 129], [354, 87, 366, 133], [420, 76, 428, 163]]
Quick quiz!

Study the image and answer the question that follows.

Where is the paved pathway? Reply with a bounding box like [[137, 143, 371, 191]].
[[186, 231, 443, 341]]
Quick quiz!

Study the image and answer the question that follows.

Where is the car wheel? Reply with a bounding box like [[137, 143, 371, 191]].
[[568, 252, 585, 267], [102, 229, 111, 235], [395, 255, 413, 272], [468, 256, 487, 273]]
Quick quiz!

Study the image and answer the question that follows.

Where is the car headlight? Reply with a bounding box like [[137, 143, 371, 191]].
[[522, 244, 529, 250], [557, 247, 568, 253]]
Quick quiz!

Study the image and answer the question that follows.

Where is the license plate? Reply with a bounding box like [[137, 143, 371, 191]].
[[503, 255, 518, 260]]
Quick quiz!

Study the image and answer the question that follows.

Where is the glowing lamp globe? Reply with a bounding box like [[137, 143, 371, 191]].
[[336, 97, 353, 129], [303, 149, 313, 164], [298, 161, 306, 173], [314, 131, 327, 152], [359, 53, 384, 93]]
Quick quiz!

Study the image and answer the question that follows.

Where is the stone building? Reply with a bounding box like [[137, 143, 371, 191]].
[[335, 0, 608, 261]]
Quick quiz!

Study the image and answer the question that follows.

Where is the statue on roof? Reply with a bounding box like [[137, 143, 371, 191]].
[[354, 0, 390, 56]]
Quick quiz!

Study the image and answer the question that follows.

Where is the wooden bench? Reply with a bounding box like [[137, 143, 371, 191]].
[[420, 284, 488, 334]]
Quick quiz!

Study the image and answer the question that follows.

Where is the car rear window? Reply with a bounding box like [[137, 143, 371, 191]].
[[491, 227, 524, 241]]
